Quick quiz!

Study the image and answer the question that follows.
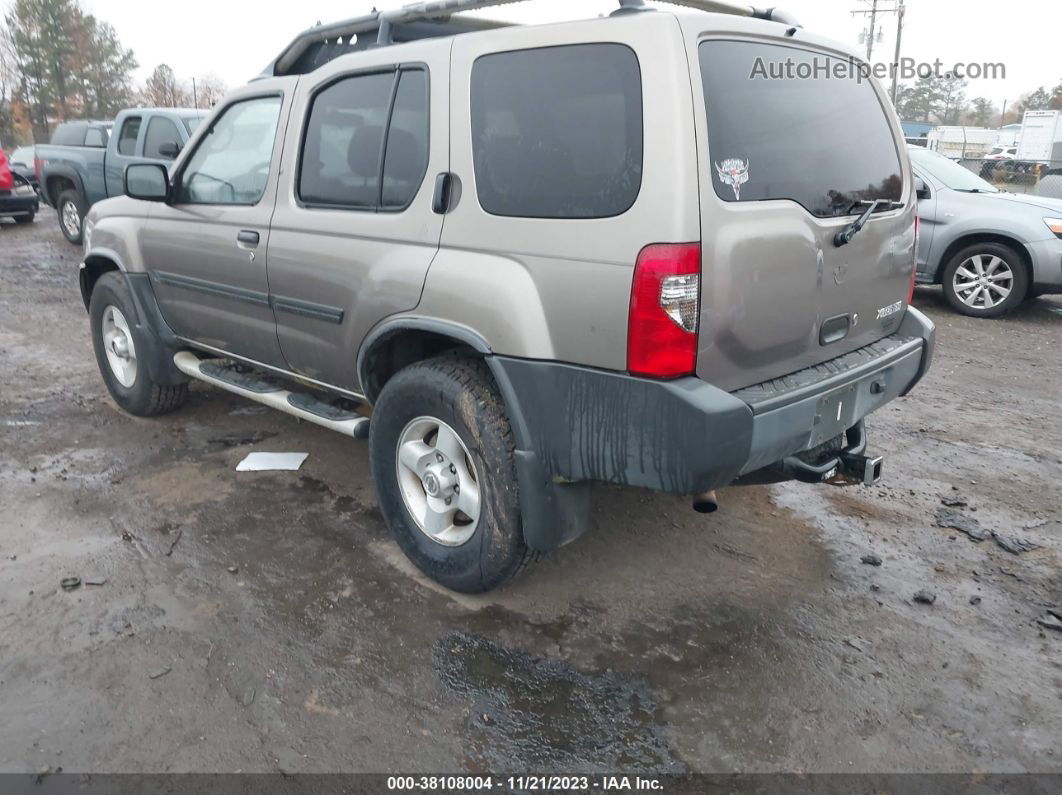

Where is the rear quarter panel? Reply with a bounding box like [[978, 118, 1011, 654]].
[[39, 143, 108, 205], [426, 13, 701, 368]]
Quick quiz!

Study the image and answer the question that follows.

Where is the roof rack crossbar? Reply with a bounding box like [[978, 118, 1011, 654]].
[[269, 0, 800, 77]]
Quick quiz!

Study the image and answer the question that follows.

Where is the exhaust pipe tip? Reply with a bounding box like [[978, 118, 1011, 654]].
[[692, 490, 719, 514]]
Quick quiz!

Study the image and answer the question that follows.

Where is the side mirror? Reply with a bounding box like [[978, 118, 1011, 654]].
[[157, 141, 181, 160], [125, 163, 170, 202], [914, 176, 929, 200]]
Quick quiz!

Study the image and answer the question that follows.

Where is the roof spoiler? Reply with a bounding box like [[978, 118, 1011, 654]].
[[620, 0, 801, 27], [266, 0, 801, 77]]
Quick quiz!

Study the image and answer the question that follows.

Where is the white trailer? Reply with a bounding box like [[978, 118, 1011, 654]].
[[1016, 110, 1062, 164], [995, 124, 1022, 148], [926, 127, 998, 160]]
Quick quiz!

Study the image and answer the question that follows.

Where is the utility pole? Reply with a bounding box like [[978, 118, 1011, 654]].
[[865, 0, 878, 61], [852, 0, 904, 102], [889, 0, 906, 106]]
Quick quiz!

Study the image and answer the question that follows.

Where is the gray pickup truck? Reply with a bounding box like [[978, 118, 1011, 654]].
[[38, 107, 203, 244]]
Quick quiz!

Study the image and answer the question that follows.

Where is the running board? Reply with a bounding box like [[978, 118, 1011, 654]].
[[173, 352, 370, 439]]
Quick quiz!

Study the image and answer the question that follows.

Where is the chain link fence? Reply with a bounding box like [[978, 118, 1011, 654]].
[[953, 157, 1062, 199]]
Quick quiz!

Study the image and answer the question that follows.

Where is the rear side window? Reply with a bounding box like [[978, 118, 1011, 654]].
[[144, 117, 182, 160], [699, 41, 902, 217], [470, 44, 643, 219], [299, 67, 429, 210], [117, 116, 141, 156]]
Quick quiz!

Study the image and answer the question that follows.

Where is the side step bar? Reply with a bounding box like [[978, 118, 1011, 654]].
[[173, 352, 370, 439]]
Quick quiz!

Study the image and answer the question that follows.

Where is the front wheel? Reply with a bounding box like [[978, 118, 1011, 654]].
[[369, 354, 538, 593], [89, 272, 188, 416], [941, 242, 1028, 318]]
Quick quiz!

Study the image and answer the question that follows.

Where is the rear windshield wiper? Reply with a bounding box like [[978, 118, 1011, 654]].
[[834, 199, 902, 247]]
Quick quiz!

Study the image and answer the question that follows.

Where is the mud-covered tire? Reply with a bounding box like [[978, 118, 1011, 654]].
[[369, 354, 538, 593], [56, 189, 87, 245], [941, 242, 1028, 318], [89, 272, 188, 417]]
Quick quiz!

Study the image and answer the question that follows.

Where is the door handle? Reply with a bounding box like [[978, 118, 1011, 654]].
[[432, 172, 453, 215], [237, 230, 260, 247]]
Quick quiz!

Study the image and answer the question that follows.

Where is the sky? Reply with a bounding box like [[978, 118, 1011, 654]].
[[7, 0, 1060, 113]]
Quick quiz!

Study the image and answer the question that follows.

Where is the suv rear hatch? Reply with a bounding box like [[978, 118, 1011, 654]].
[[692, 36, 914, 392]]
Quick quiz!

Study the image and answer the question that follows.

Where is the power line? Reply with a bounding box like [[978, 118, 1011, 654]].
[[851, 0, 905, 103]]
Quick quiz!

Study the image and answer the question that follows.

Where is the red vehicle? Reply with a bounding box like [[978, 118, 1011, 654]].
[[0, 144, 39, 223]]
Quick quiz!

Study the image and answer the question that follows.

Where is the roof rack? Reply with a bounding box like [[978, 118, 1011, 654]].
[[266, 0, 801, 77]]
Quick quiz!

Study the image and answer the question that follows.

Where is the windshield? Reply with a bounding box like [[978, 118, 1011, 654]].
[[699, 41, 903, 218], [11, 146, 33, 164], [909, 147, 999, 192]]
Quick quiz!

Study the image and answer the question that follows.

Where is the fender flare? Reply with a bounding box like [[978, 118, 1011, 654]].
[[42, 163, 87, 206], [357, 315, 591, 552], [81, 251, 186, 386], [356, 316, 492, 403]]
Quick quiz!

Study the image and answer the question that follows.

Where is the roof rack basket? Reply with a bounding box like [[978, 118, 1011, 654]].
[[267, 0, 801, 77]]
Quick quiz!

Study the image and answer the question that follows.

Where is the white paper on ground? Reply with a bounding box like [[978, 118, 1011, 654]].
[[235, 452, 309, 472]]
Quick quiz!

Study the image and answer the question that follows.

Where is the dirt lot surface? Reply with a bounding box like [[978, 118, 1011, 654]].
[[1, 215, 1060, 775]]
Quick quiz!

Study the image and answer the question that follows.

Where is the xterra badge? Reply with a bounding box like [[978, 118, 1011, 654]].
[[715, 157, 750, 200], [876, 301, 903, 320]]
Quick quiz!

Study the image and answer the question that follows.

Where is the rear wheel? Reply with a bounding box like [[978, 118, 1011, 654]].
[[941, 242, 1028, 318], [89, 272, 188, 416], [14, 213, 34, 224], [56, 189, 87, 245], [369, 354, 538, 593]]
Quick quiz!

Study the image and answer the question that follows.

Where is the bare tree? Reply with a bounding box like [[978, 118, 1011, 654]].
[[0, 25, 18, 144], [193, 73, 227, 109], [141, 63, 190, 107]]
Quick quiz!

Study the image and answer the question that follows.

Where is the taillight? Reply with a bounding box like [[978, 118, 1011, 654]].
[[908, 214, 920, 304], [627, 243, 701, 379]]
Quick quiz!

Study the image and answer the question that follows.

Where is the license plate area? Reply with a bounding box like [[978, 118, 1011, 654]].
[[811, 383, 860, 447]]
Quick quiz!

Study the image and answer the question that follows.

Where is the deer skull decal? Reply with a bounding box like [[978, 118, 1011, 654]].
[[715, 157, 750, 200]]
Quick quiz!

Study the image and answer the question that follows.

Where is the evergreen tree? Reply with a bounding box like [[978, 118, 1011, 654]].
[[3, 0, 136, 139]]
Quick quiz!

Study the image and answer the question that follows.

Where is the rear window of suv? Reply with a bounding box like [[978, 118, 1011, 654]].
[[699, 41, 902, 217], [470, 43, 643, 219]]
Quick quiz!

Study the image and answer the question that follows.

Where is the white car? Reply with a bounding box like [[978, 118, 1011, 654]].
[[984, 146, 1018, 161]]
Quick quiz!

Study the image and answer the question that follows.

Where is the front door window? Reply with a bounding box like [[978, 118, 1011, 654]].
[[176, 96, 282, 205]]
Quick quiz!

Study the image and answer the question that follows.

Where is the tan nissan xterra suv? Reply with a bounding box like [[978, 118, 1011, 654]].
[[79, 0, 935, 592]]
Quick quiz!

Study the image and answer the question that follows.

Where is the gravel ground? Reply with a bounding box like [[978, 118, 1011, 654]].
[[1, 214, 1060, 775]]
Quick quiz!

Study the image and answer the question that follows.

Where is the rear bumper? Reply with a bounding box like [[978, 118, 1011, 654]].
[[0, 194, 39, 216], [491, 306, 935, 498]]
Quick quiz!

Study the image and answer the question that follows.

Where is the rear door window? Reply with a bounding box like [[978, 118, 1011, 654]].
[[699, 41, 902, 217], [298, 67, 429, 211], [117, 116, 142, 156], [470, 43, 643, 219]]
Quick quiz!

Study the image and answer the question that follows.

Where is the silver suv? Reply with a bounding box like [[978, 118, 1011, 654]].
[[79, 0, 935, 592]]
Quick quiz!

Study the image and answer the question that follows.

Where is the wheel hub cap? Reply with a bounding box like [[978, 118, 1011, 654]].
[[62, 202, 80, 236], [101, 305, 138, 388], [396, 417, 481, 547], [953, 254, 1013, 310]]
